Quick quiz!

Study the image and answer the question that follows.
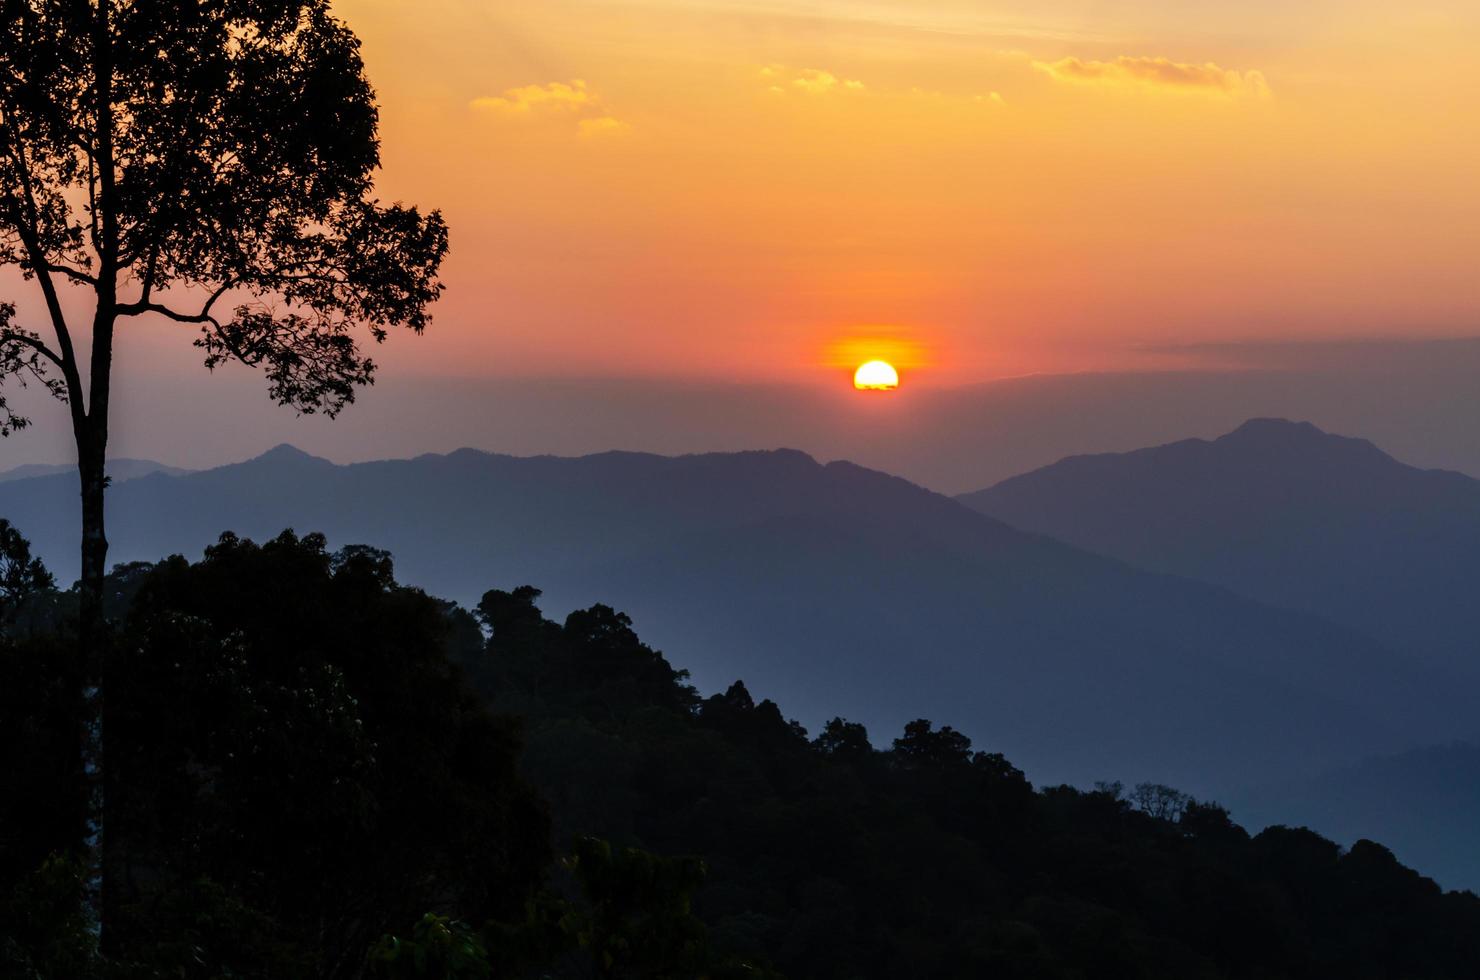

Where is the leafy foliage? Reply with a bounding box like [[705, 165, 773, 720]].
[[0, 0, 449, 424], [559, 836, 712, 978], [2, 527, 1479, 978], [0, 517, 53, 623], [369, 914, 492, 980]]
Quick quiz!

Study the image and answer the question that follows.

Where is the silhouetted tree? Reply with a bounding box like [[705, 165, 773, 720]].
[[0, 2, 448, 940], [97, 531, 545, 976], [330, 543, 397, 587], [1179, 800, 1247, 847], [478, 585, 549, 639], [813, 717, 872, 759], [1130, 782, 1192, 822], [0, 518, 52, 623], [892, 719, 973, 770]]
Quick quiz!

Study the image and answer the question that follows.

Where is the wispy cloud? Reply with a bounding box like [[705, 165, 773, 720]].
[[471, 80, 597, 114], [762, 65, 1011, 109], [759, 65, 867, 96], [794, 68, 866, 94], [471, 80, 631, 135], [1033, 56, 1271, 98]]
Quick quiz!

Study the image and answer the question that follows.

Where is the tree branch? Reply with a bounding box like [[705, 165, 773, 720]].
[[118, 279, 235, 324], [0, 115, 87, 424], [0, 330, 65, 371], [118, 300, 208, 324], [47, 263, 98, 288]]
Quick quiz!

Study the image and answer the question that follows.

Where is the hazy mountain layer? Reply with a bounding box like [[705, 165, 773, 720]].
[[0, 458, 188, 483], [15, 338, 1480, 495], [2, 443, 1468, 797], [960, 418, 1480, 679]]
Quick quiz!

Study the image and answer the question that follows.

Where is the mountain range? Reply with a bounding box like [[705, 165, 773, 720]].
[[959, 418, 1480, 681], [1, 435, 1471, 806], [15, 338, 1480, 496], [0, 458, 188, 483], [959, 418, 1480, 889]]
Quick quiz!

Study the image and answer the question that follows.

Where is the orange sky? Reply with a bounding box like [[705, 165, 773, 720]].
[[138, 1, 1480, 388]]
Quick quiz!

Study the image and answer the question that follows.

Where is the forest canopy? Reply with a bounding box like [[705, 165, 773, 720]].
[[2, 526, 1477, 979]]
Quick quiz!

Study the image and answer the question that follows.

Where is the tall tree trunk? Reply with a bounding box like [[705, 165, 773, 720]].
[[77, 421, 109, 949], [85, 0, 119, 950]]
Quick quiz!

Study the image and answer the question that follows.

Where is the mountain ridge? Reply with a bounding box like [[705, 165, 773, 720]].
[[1, 441, 1470, 801], [0, 457, 190, 484], [960, 417, 1480, 678]]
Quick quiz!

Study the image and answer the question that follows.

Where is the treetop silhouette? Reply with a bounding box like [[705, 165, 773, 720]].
[[0, 0, 448, 947]]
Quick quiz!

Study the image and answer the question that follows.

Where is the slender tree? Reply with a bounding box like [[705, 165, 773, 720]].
[[0, 0, 448, 944]]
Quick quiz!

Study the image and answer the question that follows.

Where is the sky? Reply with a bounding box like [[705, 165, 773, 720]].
[[320, 0, 1480, 386], [4, 0, 1480, 474]]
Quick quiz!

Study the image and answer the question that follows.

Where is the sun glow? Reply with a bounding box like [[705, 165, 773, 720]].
[[854, 360, 900, 391]]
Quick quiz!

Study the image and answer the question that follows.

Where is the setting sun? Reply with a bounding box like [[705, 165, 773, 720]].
[[854, 360, 900, 391]]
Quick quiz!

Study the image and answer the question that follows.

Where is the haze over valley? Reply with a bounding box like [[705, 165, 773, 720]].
[[6, 417, 1478, 891]]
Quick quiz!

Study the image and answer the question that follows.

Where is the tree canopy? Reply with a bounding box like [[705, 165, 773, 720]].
[[3, 526, 1479, 978], [0, 0, 448, 427]]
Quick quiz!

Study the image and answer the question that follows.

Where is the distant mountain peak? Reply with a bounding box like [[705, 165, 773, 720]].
[[248, 443, 333, 466], [960, 416, 1480, 699], [1225, 417, 1325, 438], [1215, 418, 1388, 461]]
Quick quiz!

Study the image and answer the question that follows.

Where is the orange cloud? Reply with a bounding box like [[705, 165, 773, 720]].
[[796, 68, 866, 94], [471, 80, 630, 135], [761, 65, 866, 95], [471, 80, 597, 114], [1033, 56, 1270, 98]]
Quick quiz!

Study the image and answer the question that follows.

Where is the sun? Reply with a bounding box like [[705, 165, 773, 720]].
[[853, 360, 900, 391]]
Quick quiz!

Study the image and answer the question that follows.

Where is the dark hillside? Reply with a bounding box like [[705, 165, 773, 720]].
[[5, 532, 1476, 978]]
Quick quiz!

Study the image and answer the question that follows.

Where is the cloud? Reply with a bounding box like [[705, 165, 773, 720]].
[[760, 65, 866, 95], [1033, 56, 1270, 98], [763, 65, 1007, 107], [578, 116, 632, 138], [794, 68, 866, 94], [471, 80, 630, 136], [470, 80, 596, 114]]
